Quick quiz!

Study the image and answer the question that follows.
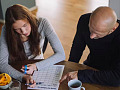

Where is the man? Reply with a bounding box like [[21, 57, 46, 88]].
[[60, 6, 120, 86]]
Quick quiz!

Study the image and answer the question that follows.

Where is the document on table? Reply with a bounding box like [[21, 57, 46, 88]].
[[28, 65, 65, 90]]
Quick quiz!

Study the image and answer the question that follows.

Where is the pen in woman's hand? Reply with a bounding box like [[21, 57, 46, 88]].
[[21, 65, 27, 74], [25, 82, 44, 85]]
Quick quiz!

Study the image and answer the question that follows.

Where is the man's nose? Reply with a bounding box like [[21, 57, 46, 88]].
[[90, 33, 97, 39]]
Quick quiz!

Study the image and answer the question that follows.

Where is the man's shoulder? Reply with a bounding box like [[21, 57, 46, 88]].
[[78, 13, 91, 22], [81, 13, 91, 16], [80, 13, 91, 19], [117, 19, 120, 24], [77, 13, 91, 25]]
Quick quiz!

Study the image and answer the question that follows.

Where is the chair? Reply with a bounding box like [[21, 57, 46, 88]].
[[42, 37, 48, 53]]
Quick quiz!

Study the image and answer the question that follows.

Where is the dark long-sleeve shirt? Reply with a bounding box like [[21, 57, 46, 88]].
[[69, 13, 120, 86]]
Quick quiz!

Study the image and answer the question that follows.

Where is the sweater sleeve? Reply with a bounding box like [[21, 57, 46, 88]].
[[78, 68, 120, 86], [68, 15, 86, 63], [0, 26, 24, 81], [35, 18, 65, 70]]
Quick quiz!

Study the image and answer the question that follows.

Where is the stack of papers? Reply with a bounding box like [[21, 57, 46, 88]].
[[28, 65, 65, 90]]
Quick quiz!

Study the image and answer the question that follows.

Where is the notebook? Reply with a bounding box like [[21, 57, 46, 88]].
[[28, 65, 65, 90]]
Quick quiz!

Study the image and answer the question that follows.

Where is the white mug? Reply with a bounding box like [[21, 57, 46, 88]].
[[68, 80, 85, 90]]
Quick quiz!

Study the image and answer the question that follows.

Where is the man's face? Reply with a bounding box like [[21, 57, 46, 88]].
[[89, 18, 111, 39]]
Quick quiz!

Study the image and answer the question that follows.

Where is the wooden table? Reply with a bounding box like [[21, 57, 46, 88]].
[[10, 60, 120, 90]]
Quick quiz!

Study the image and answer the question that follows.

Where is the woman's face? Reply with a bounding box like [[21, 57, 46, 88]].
[[12, 19, 31, 36]]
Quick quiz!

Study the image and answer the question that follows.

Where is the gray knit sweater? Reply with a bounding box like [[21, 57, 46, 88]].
[[0, 18, 65, 81]]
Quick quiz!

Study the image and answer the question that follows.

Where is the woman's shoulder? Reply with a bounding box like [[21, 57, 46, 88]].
[[38, 17, 49, 29], [38, 17, 49, 25], [37, 17, 53, 34]]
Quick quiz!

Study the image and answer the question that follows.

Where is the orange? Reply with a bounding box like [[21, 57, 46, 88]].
[[0, 74, 5, 83], [0, 81, 8, 86], [0, 73, 12, 86], [3, 73, 11, 83]]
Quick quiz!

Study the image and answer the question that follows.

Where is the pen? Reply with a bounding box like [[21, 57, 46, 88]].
[[25, 82, 44, 85], [25, 83, 32, 85], [24, 65, 27, 74]]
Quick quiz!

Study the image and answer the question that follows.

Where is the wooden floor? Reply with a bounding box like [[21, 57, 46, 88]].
[[0, 0, 109, 63]]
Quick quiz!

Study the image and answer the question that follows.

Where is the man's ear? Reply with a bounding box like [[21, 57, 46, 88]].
[[109, 27, 116, 34], [112, 22, 119, 31], [113, 27, 116, 31]]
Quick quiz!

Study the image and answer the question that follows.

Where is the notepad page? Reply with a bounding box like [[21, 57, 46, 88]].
[[28, 65, 64, 90]]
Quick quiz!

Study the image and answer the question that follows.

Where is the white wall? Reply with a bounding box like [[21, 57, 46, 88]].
[[109, 0, 120, 19], [0, 0, 36, 23]]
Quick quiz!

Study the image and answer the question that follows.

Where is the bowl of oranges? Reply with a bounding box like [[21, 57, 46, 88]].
[[0, 73, 12, 89]]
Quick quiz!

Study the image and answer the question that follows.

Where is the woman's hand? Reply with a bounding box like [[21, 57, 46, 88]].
[[59, 71, 78, 83], [21, 64, 37, 75], [22, 75, 36, 88]]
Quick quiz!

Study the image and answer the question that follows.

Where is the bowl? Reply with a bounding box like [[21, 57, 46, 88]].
[[0, 80, 12, 89], [0, 73, 12, 89]]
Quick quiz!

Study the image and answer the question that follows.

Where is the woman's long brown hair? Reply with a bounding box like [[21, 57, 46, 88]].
[[5, 4, 41, 61]]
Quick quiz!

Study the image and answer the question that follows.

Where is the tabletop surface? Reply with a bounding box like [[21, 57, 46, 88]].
[[7, 60, 120, 90]]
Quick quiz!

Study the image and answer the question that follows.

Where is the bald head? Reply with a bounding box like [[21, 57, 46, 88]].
[[91, 7, 117, 29], [89, 6, 118, 39]]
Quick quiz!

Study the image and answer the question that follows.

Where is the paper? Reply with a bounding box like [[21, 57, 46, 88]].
[[28, 65, 64, 90]]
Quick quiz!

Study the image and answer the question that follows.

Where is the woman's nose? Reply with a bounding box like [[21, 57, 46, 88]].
[[21, 27, 27, 34]]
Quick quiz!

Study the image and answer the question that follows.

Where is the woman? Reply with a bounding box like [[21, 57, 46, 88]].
[[0, 4, 65, 87]]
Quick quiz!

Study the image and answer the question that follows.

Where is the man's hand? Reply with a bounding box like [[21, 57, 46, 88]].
[[22, 75, 36, 88], [59, 71, 78, 83]]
